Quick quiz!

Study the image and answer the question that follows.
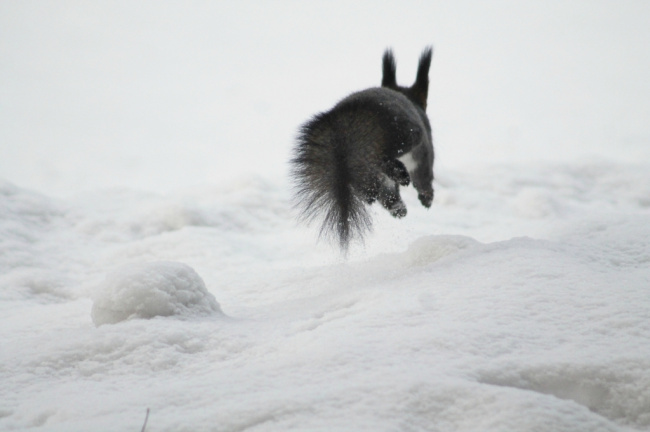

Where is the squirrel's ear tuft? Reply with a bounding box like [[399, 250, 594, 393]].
[[411, 46, 433, 109], [382, 48, 397, 89]]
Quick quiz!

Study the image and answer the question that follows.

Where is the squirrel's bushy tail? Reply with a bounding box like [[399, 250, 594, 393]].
[[291, 113, 371, 252]]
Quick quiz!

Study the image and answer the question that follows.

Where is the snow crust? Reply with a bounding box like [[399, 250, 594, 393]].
[[1, 163, 649, 431], [1, 2, 650, 431], [91, 261, 221, 325]]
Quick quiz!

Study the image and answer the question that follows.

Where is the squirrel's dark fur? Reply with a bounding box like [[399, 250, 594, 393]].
[[292, 47, 434, 251]]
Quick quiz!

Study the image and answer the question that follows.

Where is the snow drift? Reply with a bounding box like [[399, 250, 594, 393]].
[[1, 161, 649, 431]]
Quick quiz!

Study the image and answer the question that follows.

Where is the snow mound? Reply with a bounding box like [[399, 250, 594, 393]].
[[403, 235, 479, 266], [91, 261, 221, 326]]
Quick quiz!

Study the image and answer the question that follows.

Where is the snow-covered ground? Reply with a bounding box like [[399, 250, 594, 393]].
[[1, 1, 650, 431]]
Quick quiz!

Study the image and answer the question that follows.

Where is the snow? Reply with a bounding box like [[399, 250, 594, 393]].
[[1, 1, 650, 431], [91, 261, 221, 326]]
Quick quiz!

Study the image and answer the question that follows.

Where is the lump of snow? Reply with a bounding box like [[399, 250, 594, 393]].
[[91, 261, 222, 326]]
